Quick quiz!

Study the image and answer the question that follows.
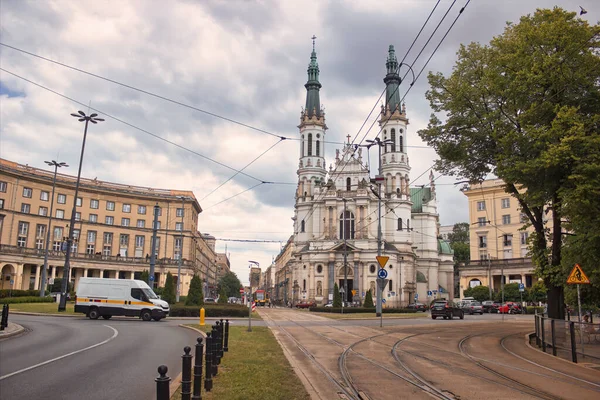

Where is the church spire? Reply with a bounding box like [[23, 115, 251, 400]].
[[304, 35, 322, 118], [384, 45, 401, 113]]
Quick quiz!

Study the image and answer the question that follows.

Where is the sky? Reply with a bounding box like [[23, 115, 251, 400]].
[[0, 0, 594, 284]]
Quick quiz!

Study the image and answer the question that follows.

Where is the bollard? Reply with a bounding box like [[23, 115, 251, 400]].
[[219, 319, 224, 359], [541, 316, 546, 352], [569, 321, 577, 363], [211, 326, 219, 375], [1, 304, 8, 331], [192, 337, 204, 400], [200, 307, 205, 326], [204, 332, 213, 392], [534, 315, 540, 347], [214, 321, 222, 363], [224, 319, 229, 352], [181, 346, 193, 400], [155, 365, 171, 400], [550, 319, 557, 356], [1, 304, 6, 331]]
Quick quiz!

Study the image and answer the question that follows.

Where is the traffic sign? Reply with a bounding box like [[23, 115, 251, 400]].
[[239, 288, 245, 293], [377, 268, 388, 279], [382, 298, 386, 304], [351, 290, 357, 296], [439, 287, 444, 293], [377, 278, 388, 291], [149, 275, 154, 281], [567, 264, 590, 284], [518, 283, 525, 292], [427, 290, 432, 297], [376, 256, 389, 268], [10, 280, 14, 286], [414, 294, 418, 300]]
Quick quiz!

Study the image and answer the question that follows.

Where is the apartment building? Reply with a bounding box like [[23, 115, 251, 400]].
[[0, 158, 223, 295], [458, 179, 547, 297]]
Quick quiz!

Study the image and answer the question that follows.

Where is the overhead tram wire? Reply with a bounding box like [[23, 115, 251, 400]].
[[202, 182, 265, 211]]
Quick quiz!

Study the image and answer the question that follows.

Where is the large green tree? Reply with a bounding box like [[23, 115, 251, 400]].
[[418, 8, 600, 319], [185, 275, 204, 306], [162, 272, 176, 304], [218, 271, 243, 298], [463, 285, 490, 302], [333, 283, 342, 307], [447, 222, 470, 296]]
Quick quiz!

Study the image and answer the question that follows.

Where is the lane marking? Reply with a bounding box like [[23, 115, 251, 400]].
[[0, 325, 118, 381]]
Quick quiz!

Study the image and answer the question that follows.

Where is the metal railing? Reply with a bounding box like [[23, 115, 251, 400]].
[[533, 313, 600, 364]]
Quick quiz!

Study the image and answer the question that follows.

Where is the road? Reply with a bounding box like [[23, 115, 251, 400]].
[[0, 315, 199, 400], [259, 308, 600, 400]]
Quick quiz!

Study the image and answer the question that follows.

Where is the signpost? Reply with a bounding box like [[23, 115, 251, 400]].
[[519, 283, 525, 307], [567, 264, 590, 350], [375, 256, 389, 327]]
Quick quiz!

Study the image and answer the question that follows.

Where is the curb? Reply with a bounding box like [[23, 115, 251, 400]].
[[11, 311, 79, 317], [0, 322, 26, 339]]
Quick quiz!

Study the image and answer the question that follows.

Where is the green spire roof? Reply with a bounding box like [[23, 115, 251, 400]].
[[304, 36, 322, 118], [384, 45, 401, 113]]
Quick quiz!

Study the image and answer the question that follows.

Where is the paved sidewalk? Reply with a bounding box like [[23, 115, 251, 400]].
[[0, 322, 26, 339]]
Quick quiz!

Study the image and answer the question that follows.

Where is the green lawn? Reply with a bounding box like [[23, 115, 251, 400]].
[[10, 302, 77, 314], [171, 325, 310, 400]]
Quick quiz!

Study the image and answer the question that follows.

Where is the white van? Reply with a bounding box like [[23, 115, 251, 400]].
[[75, 278, 170, 321]]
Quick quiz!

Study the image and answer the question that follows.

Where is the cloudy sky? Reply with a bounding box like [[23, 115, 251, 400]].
[[0, 0, 594, 284]]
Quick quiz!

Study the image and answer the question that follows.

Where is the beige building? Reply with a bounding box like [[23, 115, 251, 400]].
[[0, 158, 224, 296], [459, 179, 548, 297]]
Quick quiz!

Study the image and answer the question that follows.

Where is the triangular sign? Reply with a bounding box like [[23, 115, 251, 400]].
[[377, 278, 388, 291], [566, 264, 590, 284], [376, 256, 389, 268]]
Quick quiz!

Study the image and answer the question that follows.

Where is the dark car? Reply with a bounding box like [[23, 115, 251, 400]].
[[482, 300, 496, 313], [431, 300, 464, 320], [296, 301, 315, 309], [407, 302, 428, 312]]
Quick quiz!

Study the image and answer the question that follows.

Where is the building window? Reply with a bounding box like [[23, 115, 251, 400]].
[[476, 201, 486, 211], [390, 129, 396, 152], [0, 181, 7, 192], [501, 198, 510, 208], [397, 218, 403, 230], [135, 219, 144, 228], [388, 279, 393, 291], [399, 136, 403, 153], [479, 252, 489, 260], [36, 239, 44, 250], [17, 221, 29, 247], [36, 224, 46, 238], [86, 244, 95, 254], [122, 204, 131, 213], [174, 237, 182, 260], [87, 231, 97, 243], [407, 219, 410, 230], [176, 222, 183, 231], [138, 205, 146, 215], [316, 140, 320, 156], [38, 206, 48, 216], [56, 209, 65, 219], [339, 211, 355, 239], [106, 216, 114, 225], [104, 232, 113, 245], [53, 240, 62, 252], [73, 229, 80, 241], [90, 199, 99, 209], [0, 198, 4, 209], [369, 264, 376, 274], [316, 265, 323, 274], [23, 187, 32, 198], [76, 197, 82, 207], [40, 191, 49, 201], [301, 135, 305, 157], [153, 236, 160, 257], [300, 220, 305, 233], [57, 194, 66, 204], [478, 217, 487, 226], [176, 208, 184, 217], [520, 232, 529, 245], [503, 234, 512, 247], [89, 214, 98, 223], [120, 234, 129, 246], [75, 212, 81, 221], [122, 218, 130, 227], [307, 133, 313, 156], [53, 227, 63, 241], [21, 203, 31, 214], [502, 214, 511, 225], [135, 235, 145, 257], [106, 201, 115, 211], [478, 235, 487, 248]]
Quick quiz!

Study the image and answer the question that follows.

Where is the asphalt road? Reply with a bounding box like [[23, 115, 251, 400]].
[[0, 315, 199, 400]]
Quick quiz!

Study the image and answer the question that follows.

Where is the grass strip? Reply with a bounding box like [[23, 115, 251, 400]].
[[171, 325, 310, 400], [10, 302, 77, 314]]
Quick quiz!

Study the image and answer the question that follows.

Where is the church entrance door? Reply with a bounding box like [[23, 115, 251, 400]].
[[338, 279, 353, 303]]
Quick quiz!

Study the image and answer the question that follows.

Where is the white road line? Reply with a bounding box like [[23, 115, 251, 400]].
[[0, 325, 118, 381]]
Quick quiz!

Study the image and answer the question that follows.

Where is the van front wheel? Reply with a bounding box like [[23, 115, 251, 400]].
[[141, 310, 152, 321], [88, 308, 100, 320], [102, 315, 112, 320]]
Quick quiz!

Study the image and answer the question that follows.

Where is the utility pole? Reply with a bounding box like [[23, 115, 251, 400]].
[[176, 196, 185, 302], [343, 198, 348, 306], [488, 254, 492, 300], [149, 203, 160, 288]]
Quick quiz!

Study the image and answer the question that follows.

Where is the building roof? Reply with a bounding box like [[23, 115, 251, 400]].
[[437, 239, 454, 255], [410, 187, 432, 212]]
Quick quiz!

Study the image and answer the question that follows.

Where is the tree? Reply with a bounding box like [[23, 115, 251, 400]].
[[218, 271, 243, 298], [333, 283, 342, 307], [526, 280, 547, 304], [447, 222, 470, 297], [185, 275, 204, 306], [363, 289, 375, 308], [463, 285, 490, 302], [218, 286, 228, 304], [162, 272, 176, 304], [140, 270, 149, 285], [494, 283, 521, 303], [418, 8, 600, 319]]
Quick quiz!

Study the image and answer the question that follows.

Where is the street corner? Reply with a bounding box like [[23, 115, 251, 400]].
[[0, 322, 27, 339]]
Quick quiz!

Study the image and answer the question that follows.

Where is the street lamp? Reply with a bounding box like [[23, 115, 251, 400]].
[[58, 111, 104, 311], [176, 196, 185, 303], [40, 160, 69, 297]]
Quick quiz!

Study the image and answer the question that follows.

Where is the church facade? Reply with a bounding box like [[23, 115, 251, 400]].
[[273, 43, 454, 307]]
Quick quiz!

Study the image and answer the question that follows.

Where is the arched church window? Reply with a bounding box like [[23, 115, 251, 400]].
[[391, 129, 396, 152], [301, 135, 304, 157], [407, 219, 410, 230], [316, 265, 323, 274], [301, 220, 305, 233], [303, 279, 306, 291], [346, 177, 351, 191], [369, 264, 376, 274], [308, 133, 313, 156], [399, 136, 403, 153], [397, 218, 403, 231], [339, 211, 355, 239], [316, 140, 320, 156]]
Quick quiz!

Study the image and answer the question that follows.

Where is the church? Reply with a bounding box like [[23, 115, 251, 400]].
[[273, 42, 454, 307]]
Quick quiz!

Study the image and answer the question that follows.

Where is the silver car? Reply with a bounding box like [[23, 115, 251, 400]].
[[464, 301, 484, 315]]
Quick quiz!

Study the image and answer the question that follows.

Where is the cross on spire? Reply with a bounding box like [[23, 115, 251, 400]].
[[346, 134, 351, 143], [312, 35, 317, 51]]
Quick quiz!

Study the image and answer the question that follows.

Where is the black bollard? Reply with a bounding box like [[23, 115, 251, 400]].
[[224, 319, 229, 352], [219, 319, 224, 358], [155, 365, 171, 400], [204, 332, 213, 392], [1, 304, 6, 331], [211, 326, 219, 375], [192, 337, 204, 400], [181, 346, 193, 400], [215, 322, 222, 363]]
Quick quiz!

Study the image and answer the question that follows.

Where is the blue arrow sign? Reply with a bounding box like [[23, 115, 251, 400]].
[[377, 268, 388, 279], [149, 276, 154, 281], [415, 294, 418, 300], [427, 291, 432, 297]]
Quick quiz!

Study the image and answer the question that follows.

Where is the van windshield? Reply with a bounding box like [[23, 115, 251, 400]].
[[142, 288, 158, 299]]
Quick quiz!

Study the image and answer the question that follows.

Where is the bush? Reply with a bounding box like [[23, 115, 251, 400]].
[[363, 289, 375, 308], [169, 304, 249, 318], [185, 275, 204, 306], [309, 307, 417, 314], [162, 272, 176, 304], [2, 296, 55, 304], [0, 289, 44, 298]]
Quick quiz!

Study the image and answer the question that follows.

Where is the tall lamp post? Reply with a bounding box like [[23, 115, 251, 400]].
[[176, 196, 185, 303], [58, 111, 104, 311], [40, 160, 69, 297]]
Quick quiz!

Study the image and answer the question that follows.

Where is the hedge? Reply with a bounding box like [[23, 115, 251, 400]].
[[0, 289, 48, 298], [2, 296, 55, 304], [170, 304, 249, 318], [309, 307, 418, 314]]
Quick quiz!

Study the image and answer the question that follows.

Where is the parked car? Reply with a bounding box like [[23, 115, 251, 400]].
[[296, 301, 316, 309], [407, 302, 428, 312], [431, 300, 464, 320], [463, 301, 484, 315], [497, 302, 522, 314], [482, 301, 495, 313], [324, 302, 333, 308], [204, 298, 216, 303]]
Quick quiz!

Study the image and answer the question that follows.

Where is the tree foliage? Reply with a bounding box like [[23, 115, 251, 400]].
[[526, 280, 547, 303], [463, 285, 490, 302], [363, 289, 374, 308], [218, 286, 228, 303], [494, 283, 522, 303], [140, 270, 149, 285], [185, 275, 204, 306], [418, 8, 600, 319], [218, 271, 243, 298], [162, 272, 176, 304], [333, 283, 342, 307]]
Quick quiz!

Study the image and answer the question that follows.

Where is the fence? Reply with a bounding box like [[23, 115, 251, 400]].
[[533, 313, 600, 364], [155, 319, 230, 400]]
